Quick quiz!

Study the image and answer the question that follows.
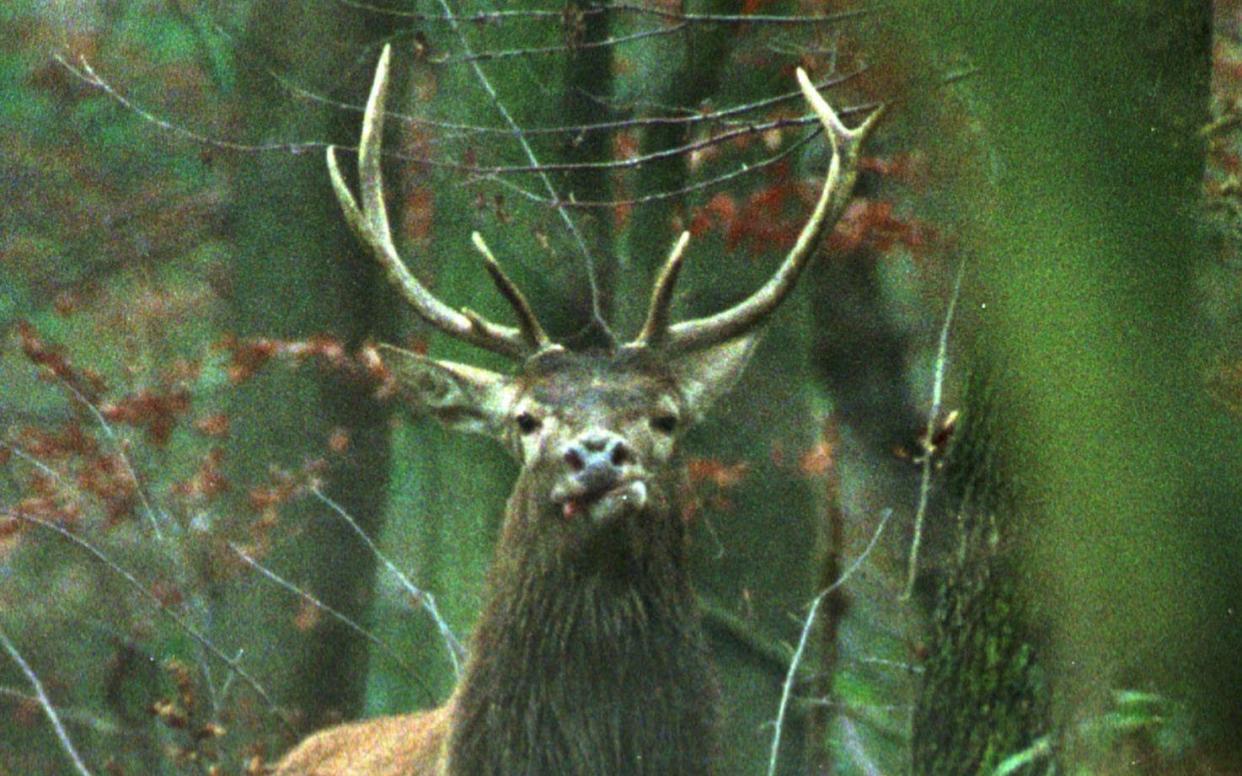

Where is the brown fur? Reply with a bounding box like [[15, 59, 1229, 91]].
[[445, 466, 719, 775], [275, 704, 450, 775]]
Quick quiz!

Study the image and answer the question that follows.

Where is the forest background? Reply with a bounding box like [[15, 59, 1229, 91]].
[[2, 1, 1241, 774]]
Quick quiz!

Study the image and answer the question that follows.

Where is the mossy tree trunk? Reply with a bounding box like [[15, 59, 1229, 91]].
[[908, 0, 1242, 769], [911, 364, 1054, 774]]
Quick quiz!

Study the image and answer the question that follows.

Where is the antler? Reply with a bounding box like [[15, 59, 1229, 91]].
[[631, 68, 883, 353], [326, 44, 551, 361]]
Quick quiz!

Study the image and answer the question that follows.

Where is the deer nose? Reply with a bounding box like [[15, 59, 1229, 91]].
[[563, 433, 631, 486]]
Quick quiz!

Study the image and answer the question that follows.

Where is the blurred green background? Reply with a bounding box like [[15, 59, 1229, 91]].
[[2, 2, 1240, 774]]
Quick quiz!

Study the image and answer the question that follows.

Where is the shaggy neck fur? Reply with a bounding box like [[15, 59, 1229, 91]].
[[446, 470, 719, 775]]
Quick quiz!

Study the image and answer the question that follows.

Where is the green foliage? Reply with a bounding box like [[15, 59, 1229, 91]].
[[118, 6, 198, 65]]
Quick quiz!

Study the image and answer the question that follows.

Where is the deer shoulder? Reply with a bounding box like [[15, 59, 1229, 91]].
[[275, 704, 450, 775], [276, 43, 879, 776]]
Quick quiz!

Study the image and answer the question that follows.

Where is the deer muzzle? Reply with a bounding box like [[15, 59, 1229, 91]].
[[552, 432, 648, 523]]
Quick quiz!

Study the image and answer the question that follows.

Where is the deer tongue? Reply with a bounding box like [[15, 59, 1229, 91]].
[[562, 480, 647, 524]]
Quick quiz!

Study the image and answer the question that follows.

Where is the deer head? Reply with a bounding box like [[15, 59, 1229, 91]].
[[327, 45, 879, 547]]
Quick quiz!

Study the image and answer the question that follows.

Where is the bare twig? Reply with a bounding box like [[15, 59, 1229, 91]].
[[432, 108, 876, 176], [449, 23, 687, 64], [57, 379, 168, 540], [51, 50, 873, 209], [767, 508, 892, 776], [0, 624, 94, 776], [900, 256, 966, 600], [840, 716, 884, 776], [275, 62, 864, 140], [808, 414, 845, 775], [485, 127, 818, 209], [802, 697, 912, 713], [432, 0, 607, 332], [1, 440, 64, 482], [0, 687, 126, 735], [6, 512, 292, 733], [698, 597, 801, 674], [855, 656, 922, 673], [311, 487, 466, 677], [228, 543, 434, 700], [54, 55, 326, 156], [332, 0, 869, 27], [608, 2, 873, 26]]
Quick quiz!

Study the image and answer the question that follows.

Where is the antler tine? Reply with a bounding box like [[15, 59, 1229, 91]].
[[643, 68, 882, 354], [634, 231, 691, 347], [325, 44, 536, 361], [471, 232, 553, 351]]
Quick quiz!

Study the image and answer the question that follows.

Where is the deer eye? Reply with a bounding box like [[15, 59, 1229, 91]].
[[515, 412, 541, 435], [650, 414, 678, 435]]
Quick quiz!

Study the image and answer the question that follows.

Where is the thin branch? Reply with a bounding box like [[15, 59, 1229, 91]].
[[7, 512, 292, 734], [56, 41, 971, 195], [608, 2, 874, 26], [698, 597, 800, 675], [276, 59, 864, 140], [359, 74, 874, 178], [55, 55, 326, 157], [1, 440, 64, 482], [447, 23, 688, 64], [333, 114, 827, 189], [802, 697, 912, 713], [333, 0, 564, 22], [179, 11, 867, 144], [435, 108, 876, 175], [214, 649, 244, 710], [854, 656, 922, 673], [54, 51, 873, 197], [311, 487, 466, 678], [767, 508, 892, 776], [807, 413, 846, 775], [840, 716, 885, 776], [484, 126, 818, 209], [480, 69, 997, 211], [433, 0, 607, 332], [228, 543, 434, 701], [0, 624, 94, 776], [900, 255, 966, 600], [0, 687, 126, 735], [332, 0, 870, 26], [57, 379, 168, 541]]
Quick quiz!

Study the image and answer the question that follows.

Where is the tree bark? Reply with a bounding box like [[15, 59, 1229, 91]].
[[910, 363, 1054, 775], [908, 0, 1241, 768], [226, 3, 396, 735]]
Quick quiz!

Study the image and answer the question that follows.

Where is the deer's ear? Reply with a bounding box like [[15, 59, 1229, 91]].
[[382, 346, 515, 438], [669, 335, 759, 423]]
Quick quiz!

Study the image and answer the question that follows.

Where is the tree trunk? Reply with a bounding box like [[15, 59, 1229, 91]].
[[909, 0, 1242, 769], [226, 3, 396, 735], [910, 363, 1054, 774]]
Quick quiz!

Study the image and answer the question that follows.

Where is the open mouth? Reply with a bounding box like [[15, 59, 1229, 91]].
[[556, 479, 648, 522]]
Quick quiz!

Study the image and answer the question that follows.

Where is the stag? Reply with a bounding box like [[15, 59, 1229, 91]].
[[276, 44, 879, 776]]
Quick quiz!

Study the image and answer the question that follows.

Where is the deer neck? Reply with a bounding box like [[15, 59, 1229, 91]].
[[446, 475, 719, 775]]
